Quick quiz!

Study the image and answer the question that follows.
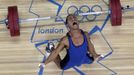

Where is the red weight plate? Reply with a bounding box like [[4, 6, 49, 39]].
[[13, 6, 20, 36], [110, 0, 117, 26], [8, 6, 20, 37], [8, 6, 15, 36], [116, 0, 122, 25]]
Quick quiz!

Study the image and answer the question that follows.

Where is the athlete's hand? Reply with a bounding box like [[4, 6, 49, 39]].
[[93, 54, 101, 60]]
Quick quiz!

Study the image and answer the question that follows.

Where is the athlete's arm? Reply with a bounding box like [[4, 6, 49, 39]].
[[85, 32, 100, 59], [44, 37, 67, 65]]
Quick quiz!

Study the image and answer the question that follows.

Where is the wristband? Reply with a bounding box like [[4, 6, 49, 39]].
[[100, 54, 104, 57], [38, 63, 45, 68]]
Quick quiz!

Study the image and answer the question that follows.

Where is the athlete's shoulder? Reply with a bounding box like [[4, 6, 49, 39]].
[[60, 35, 68, 45], [84, 31, 88, 35], [81, 30, 88, 35], [82, 30, 90, 39]]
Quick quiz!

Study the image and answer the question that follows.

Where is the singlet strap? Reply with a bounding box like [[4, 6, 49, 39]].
[[80, 29, 87, 41], [66, 32, 70, 37]]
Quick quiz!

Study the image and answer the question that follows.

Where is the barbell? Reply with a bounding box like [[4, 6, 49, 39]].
[[0, 0, 133, 37]]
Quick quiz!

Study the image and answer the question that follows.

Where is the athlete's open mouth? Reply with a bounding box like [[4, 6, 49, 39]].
[[73, 22, 77, 26]]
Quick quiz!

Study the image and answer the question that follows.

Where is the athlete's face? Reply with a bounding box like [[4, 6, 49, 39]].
[[67, 15, 79, 30]]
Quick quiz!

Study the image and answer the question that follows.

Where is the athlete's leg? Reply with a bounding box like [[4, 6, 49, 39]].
[[54, 55, 62, 69]]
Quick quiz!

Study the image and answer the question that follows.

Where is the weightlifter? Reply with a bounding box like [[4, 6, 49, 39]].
[[42, 14, 100, 70]]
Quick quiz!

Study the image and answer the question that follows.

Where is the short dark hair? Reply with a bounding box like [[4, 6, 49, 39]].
[[65, 14, 75, 25]]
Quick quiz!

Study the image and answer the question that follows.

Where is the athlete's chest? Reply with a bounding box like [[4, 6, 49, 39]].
[[71, 35, 84, 46]]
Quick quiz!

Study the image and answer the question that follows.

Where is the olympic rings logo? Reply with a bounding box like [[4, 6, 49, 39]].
[[67, 5, 103, 22]]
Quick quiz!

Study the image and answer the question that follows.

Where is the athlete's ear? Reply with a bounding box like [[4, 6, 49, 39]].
[[66, 24, 70, 30], [65, 21, 70, 30]]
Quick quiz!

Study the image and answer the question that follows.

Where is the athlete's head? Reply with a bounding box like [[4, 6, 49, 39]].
[[65, 14, 79, 30]]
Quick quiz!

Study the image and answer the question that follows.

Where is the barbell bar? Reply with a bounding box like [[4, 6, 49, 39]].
[[0, 0, 133, 37]]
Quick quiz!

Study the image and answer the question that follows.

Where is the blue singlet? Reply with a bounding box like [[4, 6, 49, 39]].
[[60, 30, 94, 70]]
